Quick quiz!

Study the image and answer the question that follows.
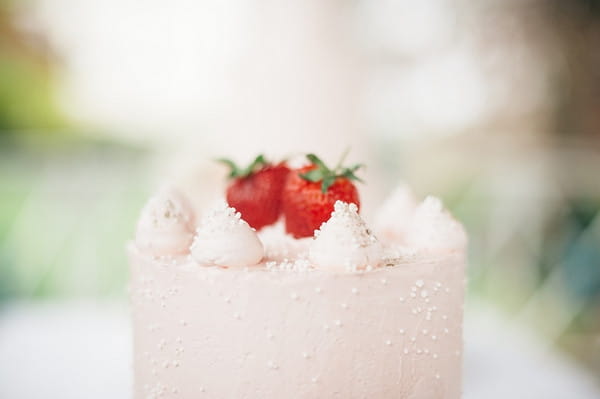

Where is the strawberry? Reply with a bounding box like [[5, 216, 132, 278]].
[[219, 155, 290, 231], [282, 153, 363, 238]]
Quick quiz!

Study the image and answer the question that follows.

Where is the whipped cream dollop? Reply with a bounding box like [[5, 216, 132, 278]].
[[190, 202, 264, 267], [309, 201, 383, 272], [258, 222, 311, 262], [135, 187, 195, 256], [374, 183, 417, 243], [405, 196, 467, 251]]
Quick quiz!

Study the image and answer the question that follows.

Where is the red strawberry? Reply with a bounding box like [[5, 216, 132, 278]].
[[219, 155, 290, 231], [282, 153, 362, 238]]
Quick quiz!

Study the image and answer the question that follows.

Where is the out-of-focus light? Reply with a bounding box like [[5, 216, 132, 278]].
[[367, 49, 487, 138], [34, 0, 249, 138], [407, 51, 487, 132], [358, 0, 455, 56]]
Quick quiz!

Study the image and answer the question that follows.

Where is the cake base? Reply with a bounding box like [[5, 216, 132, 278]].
[[130, 246, 464, 399]]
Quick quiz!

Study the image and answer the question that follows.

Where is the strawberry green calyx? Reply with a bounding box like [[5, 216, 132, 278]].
[[218, 155, 268, 179], [300, 153, 364, 193]]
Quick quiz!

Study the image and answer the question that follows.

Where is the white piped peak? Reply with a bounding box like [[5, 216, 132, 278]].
[[135, 187, 195, 256], [374, 183, 418, 243], [406, 196, 467, 251], [309, 201, 383, 272], [191, 201, 264, 267]]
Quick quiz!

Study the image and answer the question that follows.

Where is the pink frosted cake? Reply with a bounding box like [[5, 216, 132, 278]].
[[129, 155, 467, 398]]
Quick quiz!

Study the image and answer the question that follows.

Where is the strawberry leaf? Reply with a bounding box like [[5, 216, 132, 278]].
[[299, 152, 365, 193], [217, 158, 241, 178], [300, 169, 325, 182], [321, 176, 336, 193], [341, 164, 365, 183], [218, 154, 268, 178], [241, 155, 266, 176], [306, 154, 330, 173]]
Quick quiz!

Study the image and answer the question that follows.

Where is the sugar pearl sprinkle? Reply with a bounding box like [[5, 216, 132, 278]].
[[196, 202, 246, 234], [265, 259, 311, 273]]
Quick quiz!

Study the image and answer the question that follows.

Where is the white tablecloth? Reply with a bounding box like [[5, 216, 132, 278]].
[[1, 301, 598, 398]]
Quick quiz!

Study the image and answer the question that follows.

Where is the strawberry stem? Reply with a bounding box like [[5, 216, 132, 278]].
[[335, 147, 350, 171]]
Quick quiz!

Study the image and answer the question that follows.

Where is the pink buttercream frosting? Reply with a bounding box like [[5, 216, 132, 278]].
[[130, 247, 465, 398]]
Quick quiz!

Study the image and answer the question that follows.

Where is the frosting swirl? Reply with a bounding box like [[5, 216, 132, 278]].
[[135, 187, 195, 256], [191, 202, 264, 267], [309, 201, 383, 272], [406, 196, 467, 251], [374, 183, 417, 243]]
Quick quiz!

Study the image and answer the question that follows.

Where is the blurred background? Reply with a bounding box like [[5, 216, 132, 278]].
[[1, 0, 599, 397]]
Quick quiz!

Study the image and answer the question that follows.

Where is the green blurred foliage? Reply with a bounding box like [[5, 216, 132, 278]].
[[0, 142, 150, 301], [0, 55, 66, 131], [0, 0, 67, 134]]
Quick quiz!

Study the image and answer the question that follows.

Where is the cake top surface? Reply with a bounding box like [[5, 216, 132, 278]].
[[133, 153, 467, 273]]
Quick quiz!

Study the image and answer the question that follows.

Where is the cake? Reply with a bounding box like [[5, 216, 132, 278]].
[[129, 154, 467, 398]]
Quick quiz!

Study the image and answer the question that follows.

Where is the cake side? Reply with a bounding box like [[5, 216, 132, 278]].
[[130, 154, 468, 399], [130, 247, 465, 399]]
